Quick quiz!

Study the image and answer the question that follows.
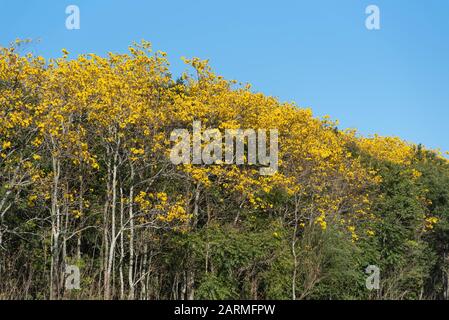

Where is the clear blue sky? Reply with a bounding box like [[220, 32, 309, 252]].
[[1, 0, 448, 152]]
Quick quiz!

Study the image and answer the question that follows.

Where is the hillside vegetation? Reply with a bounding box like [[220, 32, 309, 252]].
[[1, 41, 449, 300]]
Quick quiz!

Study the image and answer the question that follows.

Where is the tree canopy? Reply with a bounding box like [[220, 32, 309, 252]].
[[0, 40, 448, 300]]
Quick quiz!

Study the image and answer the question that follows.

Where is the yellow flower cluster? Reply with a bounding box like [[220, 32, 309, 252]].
[[2, 40, 442, 244]]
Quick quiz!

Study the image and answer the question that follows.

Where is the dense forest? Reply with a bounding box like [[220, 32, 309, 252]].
[[1, 40, 449, 300]]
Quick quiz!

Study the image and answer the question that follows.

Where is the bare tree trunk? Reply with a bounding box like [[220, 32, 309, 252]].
[[0, 190, 12, 249], [102, 156, 111, 299], [291, 198, 299, 300], [119, 188, 125, 300], [105, 150, 118, 299], [187, 269, 195, 300], [128, 163, 135, 300], [141, 243, 148, 299], [50, 154, 61, 300], [76, 175, 84, 262], [180, 271, 187, 300], [251, 272, 258, 300], [192, 185, 200, 227], [184, 185, 200, 300], [61, 187, 69, 296], [172, 273, 179, 300]]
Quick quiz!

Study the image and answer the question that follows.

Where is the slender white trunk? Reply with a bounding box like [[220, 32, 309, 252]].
[[50, 154, 61, 300], [105, 150, 118, 299], [128, 163, 135, 300], [119, 188, 125, 299], [291, 199, 299, 300]]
